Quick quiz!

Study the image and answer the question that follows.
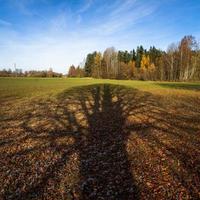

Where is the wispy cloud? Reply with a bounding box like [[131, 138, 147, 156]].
[[80, 0, 158, 36], [0, 19, 12, 26], [77, 0, 93, 13]]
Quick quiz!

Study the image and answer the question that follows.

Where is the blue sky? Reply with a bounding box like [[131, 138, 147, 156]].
[[0, 0, 200, 73]]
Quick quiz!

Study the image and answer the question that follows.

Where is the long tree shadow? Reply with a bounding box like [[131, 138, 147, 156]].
[[1, 84, 141, 200], [0, 84, 200, 199], [76, 84, 139, 199]]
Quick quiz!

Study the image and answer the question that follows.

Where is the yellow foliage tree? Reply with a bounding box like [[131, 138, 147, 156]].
[[93, 52, 102, 78], [128, 60, 137, 78], [140, 55, 150, 79], [140, 55, 156, 80], [149, 63, 156, 80]]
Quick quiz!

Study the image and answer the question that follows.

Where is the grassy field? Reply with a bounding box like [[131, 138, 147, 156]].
[[1, 77, 200, 100], [0, 78, 200, 199]]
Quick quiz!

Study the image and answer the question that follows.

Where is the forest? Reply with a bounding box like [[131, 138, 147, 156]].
[[68, 35, 200, 81]]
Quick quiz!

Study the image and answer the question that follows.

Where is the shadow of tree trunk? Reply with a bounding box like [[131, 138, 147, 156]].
[[76, 84, 139, 199]]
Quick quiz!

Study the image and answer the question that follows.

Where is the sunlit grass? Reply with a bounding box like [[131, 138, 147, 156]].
[[0, 78, 199, 102]]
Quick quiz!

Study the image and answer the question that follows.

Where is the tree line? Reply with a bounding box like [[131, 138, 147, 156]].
[[0, 68, 62, 77], [68, 35, 200, 81]]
